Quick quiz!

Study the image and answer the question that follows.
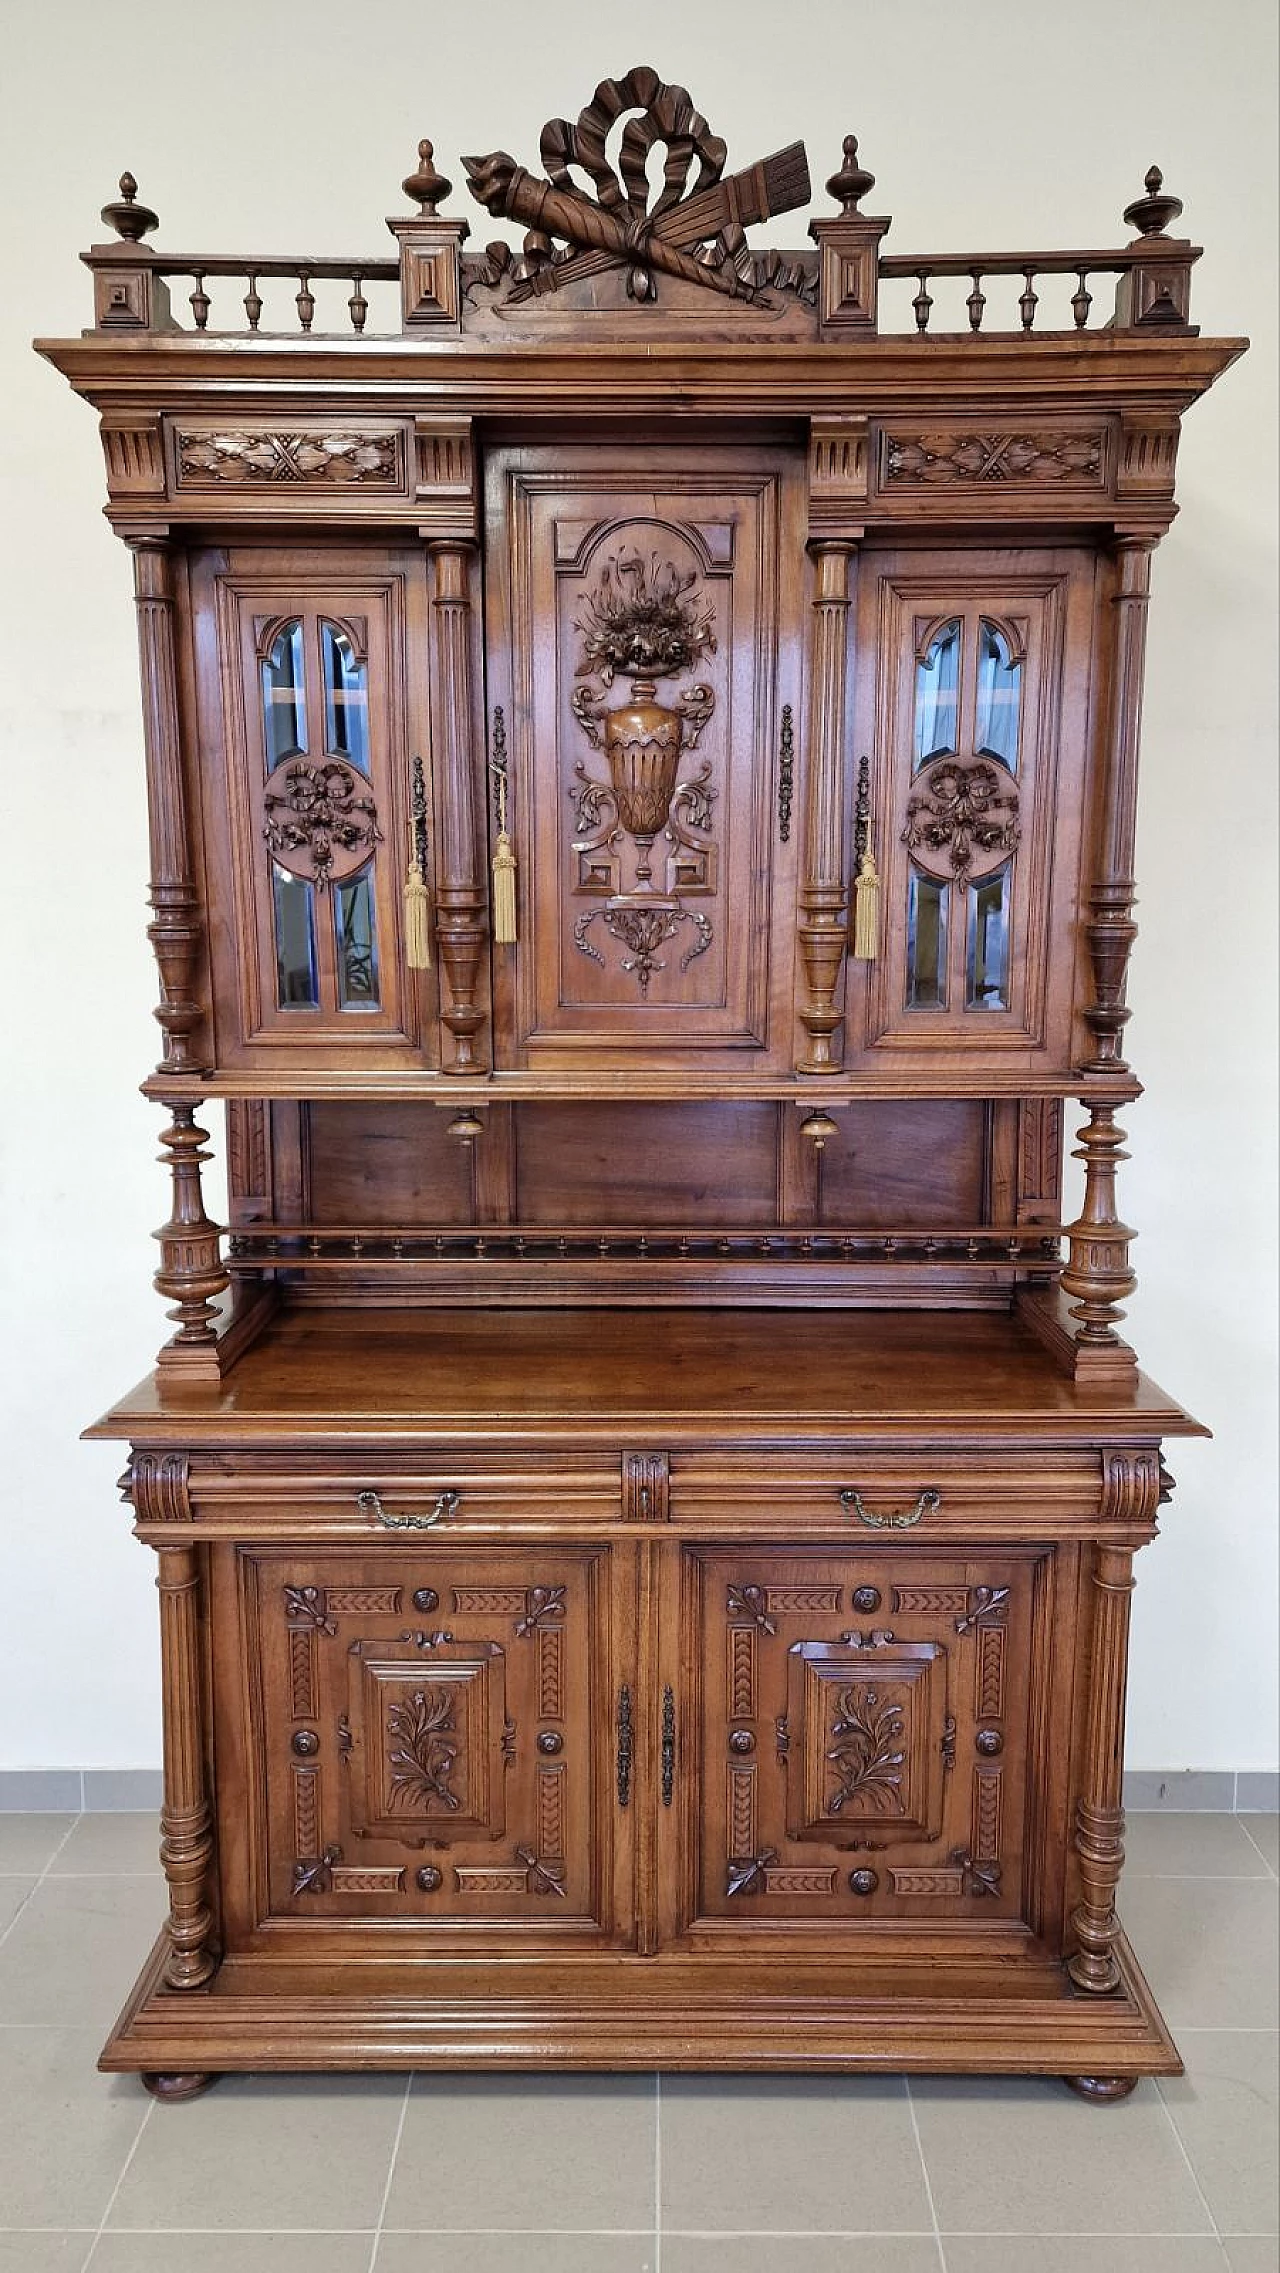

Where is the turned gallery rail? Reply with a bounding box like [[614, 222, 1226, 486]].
[[83, 153, 1197, 337], [225, 1225, 1065, 1269]]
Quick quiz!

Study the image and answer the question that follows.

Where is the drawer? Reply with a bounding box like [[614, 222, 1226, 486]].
[[182, 1449, 623, 1535], [668, 1448, 1107, 1535]]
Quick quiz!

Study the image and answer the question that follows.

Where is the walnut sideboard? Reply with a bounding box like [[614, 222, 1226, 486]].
[[39, 63, 1244, 2101]]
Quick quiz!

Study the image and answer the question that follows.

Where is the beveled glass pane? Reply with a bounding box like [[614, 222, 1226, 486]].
[[913, 619, 961, 768], [273, 864, 318, 1008], [906, 869, 948, 1008], [261, 621, 307, 769], [322, 621, 370, 775], [975, 620, 1021, 768], [334, 865, 380, 1009], [966, 862, 1011, 1010]]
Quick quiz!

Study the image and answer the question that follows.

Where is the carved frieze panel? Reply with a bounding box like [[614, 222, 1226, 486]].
[[175, 427, 403, 488], [880, 429, 1107, 489]]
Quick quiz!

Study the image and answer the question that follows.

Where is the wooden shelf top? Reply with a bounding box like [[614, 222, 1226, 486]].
[[86, 1305, 1204, 1447]]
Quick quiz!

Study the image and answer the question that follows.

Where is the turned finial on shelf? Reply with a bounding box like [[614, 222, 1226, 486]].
[[100, 171, 159, 241], [825, 135, 875, 215], [403, 138, 452, 215], [1123, 163, 1184, 237]]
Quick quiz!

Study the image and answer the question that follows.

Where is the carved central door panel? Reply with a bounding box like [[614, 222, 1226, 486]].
[[850, 547, 1096, 1074], [485, 442, 804, 1067], [667, 1545, 1059, 1946], [239, 1545, 627, 1945]]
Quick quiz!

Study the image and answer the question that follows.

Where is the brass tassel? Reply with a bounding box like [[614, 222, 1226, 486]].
[[490, 709, 517, 945], [852, 838, 881, 961], [403, 857, 432, 968], [404, 754, 432, 968], [492, 829, 517, 944]]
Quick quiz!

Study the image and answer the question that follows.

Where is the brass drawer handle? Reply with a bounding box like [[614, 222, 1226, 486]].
[[617, 1685, 633, 1809], [838, 1487, 940, 1529], [358, 1489, 460, 1530], [661, 1685, 676, 1806]]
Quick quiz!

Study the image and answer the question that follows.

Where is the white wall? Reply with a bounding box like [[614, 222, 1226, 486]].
[[1, 0, 1275, 1772]]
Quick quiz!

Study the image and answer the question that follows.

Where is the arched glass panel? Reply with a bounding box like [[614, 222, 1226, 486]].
[[966, 862, 1011, 1009], [272, 864, 318, 1007], [322, 621, 370, 775], [913, 619, 960, 769], [906, 868, 949, 1008], [334, 864, 381, 1009], [975, 621, 1021, 769], [261, 621, 307, 769]]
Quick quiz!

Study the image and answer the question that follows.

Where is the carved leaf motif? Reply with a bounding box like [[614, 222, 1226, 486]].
[[726, 1847, 777, 1897], [515, 1842, 568, 1897], [727, 1584, 777, 1635], [574, 552, 716, 686], [386, 1688, 460, 1813], [283, 1585, 336, 1636], [515, 1586, 566, 1638], [826, 1687, 907, 1815]]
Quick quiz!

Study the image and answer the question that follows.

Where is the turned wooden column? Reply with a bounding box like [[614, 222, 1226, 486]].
[[1060, 1100, 1137, 1377], [153, 1543, 216, 1989], [797, 539, 855, 1072], [428, 540, 488, 1072], [154, 1105, 228, 1382], [1068, 1542, 1137, 1992], [129, 538, 206, 1078], [1083, 536, 1157, 1073]]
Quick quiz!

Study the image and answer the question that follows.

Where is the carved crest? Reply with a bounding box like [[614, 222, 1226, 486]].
[[463, 66, 810, 305]]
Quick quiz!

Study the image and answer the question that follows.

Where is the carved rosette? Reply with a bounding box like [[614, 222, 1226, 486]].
[[570, 550, 719, 994]]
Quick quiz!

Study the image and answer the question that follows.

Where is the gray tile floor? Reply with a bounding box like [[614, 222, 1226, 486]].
[[0, 1812, 1274, 2272]]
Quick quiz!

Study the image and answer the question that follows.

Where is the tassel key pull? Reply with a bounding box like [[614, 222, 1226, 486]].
[[403, 753, 433, 969], [490, 706, 517, 946]]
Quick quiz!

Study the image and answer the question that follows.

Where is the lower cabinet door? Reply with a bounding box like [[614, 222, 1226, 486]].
[[233, 1544, 628, 1947], [667, 1544, 1070, 1947]]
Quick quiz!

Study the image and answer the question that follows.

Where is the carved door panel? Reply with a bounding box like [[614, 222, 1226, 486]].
[[192, 544, 434, 1070], [239, 1545, 627, 1945], [484, 442, 804, 1068], [666, 1546, 1059, 1946], [849, 547, 1095, 1075]]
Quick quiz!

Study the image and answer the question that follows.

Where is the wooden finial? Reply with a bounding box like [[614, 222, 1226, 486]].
[[1123, 163, 1183, 237], [100, 170, 159, 241], [825, 135, 875, 215], [403, 138, 452, 215]]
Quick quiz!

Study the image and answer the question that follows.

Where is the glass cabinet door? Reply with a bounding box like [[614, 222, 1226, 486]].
[[850, 549, 1095, 1076], [193, 546, 434, 1069]]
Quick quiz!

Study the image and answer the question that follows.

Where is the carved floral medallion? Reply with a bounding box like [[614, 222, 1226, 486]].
[[263, 758, 382, 888], [902, 756, 1020, 886]]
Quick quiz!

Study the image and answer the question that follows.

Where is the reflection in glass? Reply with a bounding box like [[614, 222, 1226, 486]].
[[913, 619, 961, 768], [967, 863, 1011, 1009], [273, 864, 318, 1007], [322, 621, 370, 774], [975, 621, 1021, 768], [334, 865, 380, 1009], [261, 621, 307, 769], [906, 869, 948, 1007]]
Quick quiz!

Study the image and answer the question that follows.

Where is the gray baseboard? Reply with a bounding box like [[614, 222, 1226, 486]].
[[1, 1765, 1277, 1813]]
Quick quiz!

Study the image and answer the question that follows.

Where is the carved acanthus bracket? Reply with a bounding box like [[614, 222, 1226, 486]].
[[121, 1451, 192, 1524], [903, 757, 1020, 887], [462, 67, 810, 307]]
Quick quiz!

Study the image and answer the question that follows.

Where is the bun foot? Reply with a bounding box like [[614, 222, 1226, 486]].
[[140, 2070, 218, 2102], [1064, 2073, 1139, 2103]]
